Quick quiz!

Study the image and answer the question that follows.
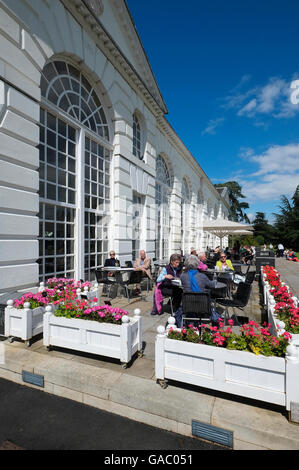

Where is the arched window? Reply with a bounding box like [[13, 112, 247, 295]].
[[38, 60, 111, 282], [41, 61, 109, 139], [155, 156, 172, 259], [181, 178, 191, 254], [132, 112, 142, 159]]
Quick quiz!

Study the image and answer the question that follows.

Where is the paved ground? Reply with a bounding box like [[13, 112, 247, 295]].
[[13, 267, 262, 380], [275, 258, 299, 299], [1, 265, 299, 450], [0, 378, 224, 451]]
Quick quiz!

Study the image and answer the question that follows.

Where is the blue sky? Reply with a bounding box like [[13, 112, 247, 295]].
[[126, 0, 299, 223]]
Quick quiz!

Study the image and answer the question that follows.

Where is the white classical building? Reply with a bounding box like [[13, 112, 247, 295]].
[[0, 0, 229, 294]]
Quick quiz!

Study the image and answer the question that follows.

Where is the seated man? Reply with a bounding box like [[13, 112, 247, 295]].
[[134, 250, 152, 280]]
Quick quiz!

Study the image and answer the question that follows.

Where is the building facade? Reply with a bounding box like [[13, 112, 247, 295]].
[[0, 0, 229, 294]]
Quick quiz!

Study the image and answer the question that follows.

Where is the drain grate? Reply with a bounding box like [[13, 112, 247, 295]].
[[192, 420, 233, 448], [22, 370, 44, 388]]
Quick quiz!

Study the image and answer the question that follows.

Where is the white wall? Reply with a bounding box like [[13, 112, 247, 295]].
[[0, 0, 229, 293]]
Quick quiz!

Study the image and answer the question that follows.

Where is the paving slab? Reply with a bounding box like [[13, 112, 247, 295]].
[[276, 258, 299, 298]]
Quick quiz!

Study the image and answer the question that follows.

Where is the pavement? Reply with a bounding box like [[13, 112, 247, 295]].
[[1, 263, 299, 450], [275, 257, 299, 299]]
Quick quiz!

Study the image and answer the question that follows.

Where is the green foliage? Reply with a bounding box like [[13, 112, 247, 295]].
[[214, 181, 250, 223], [272, 185, 299, 251]]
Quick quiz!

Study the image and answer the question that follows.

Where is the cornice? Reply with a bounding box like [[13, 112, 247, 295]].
[[60, 0, 228, 209], [60, 0, 167, 116]]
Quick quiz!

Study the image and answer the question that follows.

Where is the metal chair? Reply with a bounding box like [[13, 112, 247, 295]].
[[124, 261, 133, 268], [182, 292, 212, 331], [94, 269, 115, 297], [118, 269, 143, 301], [215, 282, 252, 324], [244, 270, 256, 284]]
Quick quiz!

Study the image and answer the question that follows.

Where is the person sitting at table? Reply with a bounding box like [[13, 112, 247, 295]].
[[197, 252, 208, 272], [134, 250, 152, 293], [216, 253, 234, 272], [213, 246, 221, 261], [134, 250, 152, 279], [240, 245, 251, 264], [181, 255, 216, 292], [104, 250, 120, 275], [151, 253, 183, 315], [287, 249, 299, 262], [177, 255, 221, 327]]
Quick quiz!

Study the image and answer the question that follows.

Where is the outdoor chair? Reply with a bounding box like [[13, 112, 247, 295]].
[[182, 292, 212, 332], [117, 269, 143, 301], [215, 281, 252, 325], [94, 268, 116, 297], [124, 260, 133, 268], [214, 274, 230, 297], [244, 270, 256, 285]]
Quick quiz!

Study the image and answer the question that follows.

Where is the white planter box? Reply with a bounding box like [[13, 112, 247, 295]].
[[155, 324, 299, 411], [263, 268, 299, 350], [43, 307, 142, 367], [5, 301, 46, 346]]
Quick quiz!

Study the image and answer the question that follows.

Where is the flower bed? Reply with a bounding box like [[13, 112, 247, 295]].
[[43, 304, 143, 367], [4, 278, 100, 346], [155, 317, 299, 410], [167, 318, 291, 357], [261, 266, 299, 349]]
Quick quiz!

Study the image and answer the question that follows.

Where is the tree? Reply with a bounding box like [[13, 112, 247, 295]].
[[252, 212, 276, 244], [273, 185, 299, 251], [214, 181, 250, 222]]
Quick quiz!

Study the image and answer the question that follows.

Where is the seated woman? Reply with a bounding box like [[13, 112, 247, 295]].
[[151, 253, 183, 315], [197, 252, 208, 272], [287, 249, 299, 262], [181, 255, 216, 292], [216, 253, 234, 272], [177, 255, 221, 327]]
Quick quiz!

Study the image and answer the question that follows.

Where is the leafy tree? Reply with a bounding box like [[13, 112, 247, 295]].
[[214, 181, 250, 223], [252, 212, 277, 245], [273, 185, 299, 251]]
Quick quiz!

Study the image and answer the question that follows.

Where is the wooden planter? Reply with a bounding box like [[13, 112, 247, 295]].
[[43, 306, 143, 367], [5, 301, 46, 347], [155, 322, 299, 411]]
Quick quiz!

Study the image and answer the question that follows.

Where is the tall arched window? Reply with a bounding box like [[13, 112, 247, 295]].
[[155, 156, 172, 259], [132, 112, 142, 159], [38, 60, 111, 282], [181, 178, 190, 254]]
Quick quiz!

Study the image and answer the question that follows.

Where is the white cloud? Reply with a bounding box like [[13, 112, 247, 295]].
[[201, 117, 225, 135], [236, 143, 299, 203], [237, 98, 257, 116], [224, 76, 299, 120], [242, 173, 299, 202], [249, 144, 299, 176]]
